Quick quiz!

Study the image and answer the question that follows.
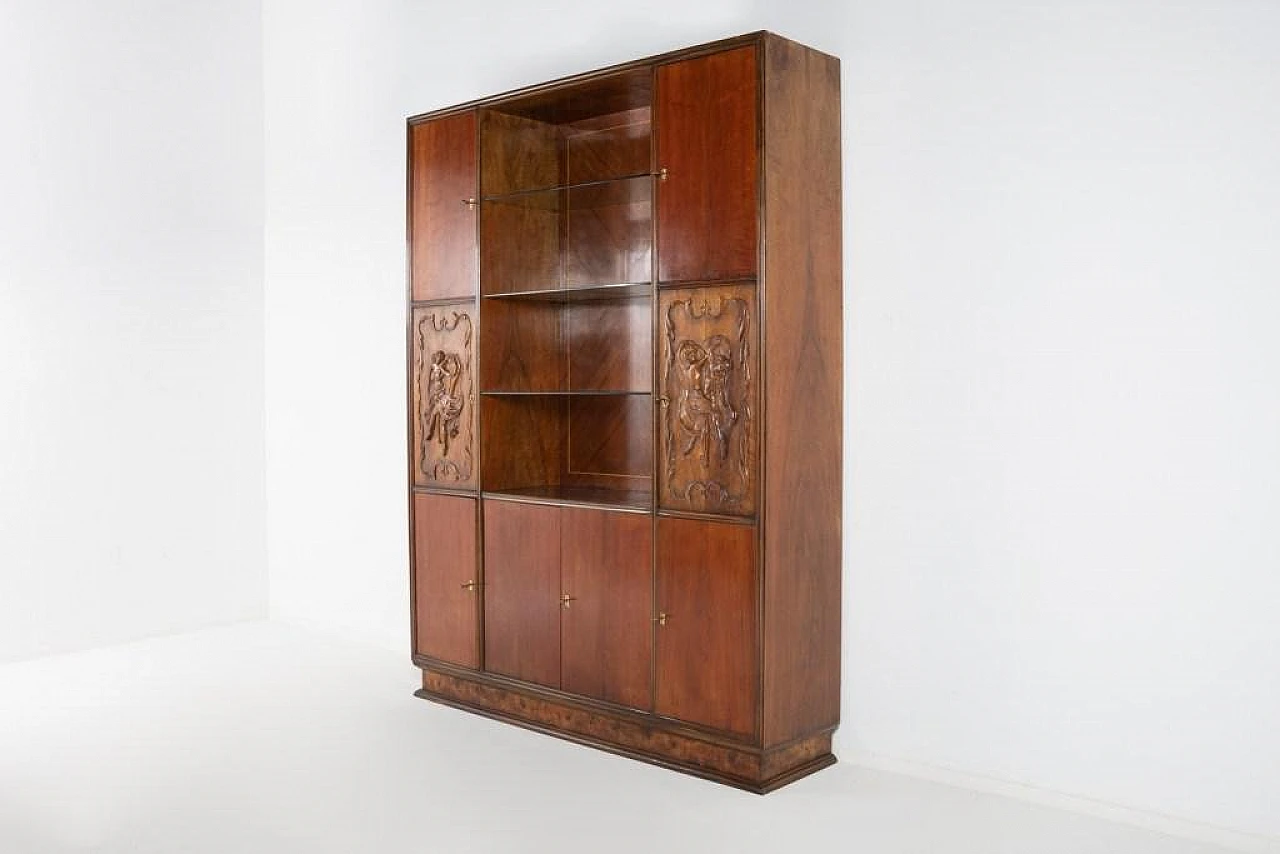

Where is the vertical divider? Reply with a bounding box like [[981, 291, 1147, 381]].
[[474, 110, 486, 672]]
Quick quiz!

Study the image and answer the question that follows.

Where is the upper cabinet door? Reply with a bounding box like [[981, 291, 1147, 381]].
[[656, 46, 758, 283], [411, 303, 476, 489], [410, 111, 478, 301]]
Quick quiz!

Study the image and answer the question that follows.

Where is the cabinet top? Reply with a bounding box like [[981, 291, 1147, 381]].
[[406, 30, 837, 125]]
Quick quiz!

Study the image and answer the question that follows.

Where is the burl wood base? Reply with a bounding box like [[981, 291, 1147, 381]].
[[415, 666, 835, 793]]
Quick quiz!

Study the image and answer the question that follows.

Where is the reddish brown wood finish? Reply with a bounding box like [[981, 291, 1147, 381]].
[[656, 46, 758, 283], [657, 285, 757, 516], [655, 517, 757, 738], [410, 303, 477, 489], [418, 665, 834, 792], [410, 112, 477, 301], [483, 500, 561, 688], [560, 509, 653, 710], [412, 494, 478, 668], [760, 34, 843, 747]]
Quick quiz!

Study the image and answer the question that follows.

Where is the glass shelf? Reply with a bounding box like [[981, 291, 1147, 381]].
[[483, 485, 652, 512], [482, 172, 656, 203], [481, 390, 650, 396], [482, 282, 651, 302]]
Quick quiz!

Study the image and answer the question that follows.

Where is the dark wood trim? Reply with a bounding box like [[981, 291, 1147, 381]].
[[416, 666, 834, 793], [407, 32, 769, 126], [656, 509, 756, 527], [412, 485, 480, 498], [414, 655, 758, 749], [656, 276, 757, 290]]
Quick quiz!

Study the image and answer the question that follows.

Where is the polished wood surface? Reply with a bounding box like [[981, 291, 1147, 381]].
[[480, 395, 563, 493], [412, 494, 478, 667], [408, 32, 842, 792], [480, 110, 561, 197], [760, 34, 843, 747], [419, 665, 834, 792], [483, 500, 561, 688], [411, 303, 476, 489], [655, 517, 757, 737], [566, 298, 651, 392], [410, 112, 477, 301], [560, 508, 653, 709], [656, 45, 758, 283], [564, 106, 651, 185], [658, 285, 757, 516]]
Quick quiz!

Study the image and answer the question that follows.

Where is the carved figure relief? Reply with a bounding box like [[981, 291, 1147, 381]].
[[659, 287, 756, 515], [413, 306, 475, 488]]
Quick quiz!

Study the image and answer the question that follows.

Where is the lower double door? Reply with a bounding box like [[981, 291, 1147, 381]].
[[482, 500, 758, 738]]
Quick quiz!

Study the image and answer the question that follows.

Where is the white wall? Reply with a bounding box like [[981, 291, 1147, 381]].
[[0, 0, 266, 662], [261, 0, 1280, 842]]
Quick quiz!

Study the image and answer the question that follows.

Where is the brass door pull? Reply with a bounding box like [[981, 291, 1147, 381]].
[[460, 580, 478, 592], [461, 198, 478, 208], [560, 593, 576, 610], [654, 612, 669, 626]]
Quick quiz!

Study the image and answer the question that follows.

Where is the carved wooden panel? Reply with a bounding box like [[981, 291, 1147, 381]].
[[412, 304, 477, 489], [658, 285, 757, 516]]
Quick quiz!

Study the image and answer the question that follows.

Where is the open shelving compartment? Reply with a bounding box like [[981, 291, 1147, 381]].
[[478, 68, 655, 511]]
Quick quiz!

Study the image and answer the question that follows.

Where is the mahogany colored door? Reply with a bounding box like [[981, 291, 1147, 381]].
[[560, 508, 653, 710], [655, 46, 758, 283], [483, 500, 561, 688], [410, 111, 478, 301], [412, 493, 479, 668], [655, 517, 757, 738]]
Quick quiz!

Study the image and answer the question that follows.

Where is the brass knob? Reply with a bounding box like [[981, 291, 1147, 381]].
[[461, 198, 478, 208], [560, 593, 576, 610], [460, 580, 478, 592], [654, 612, 669, 626], [656, 168, 669, 181]]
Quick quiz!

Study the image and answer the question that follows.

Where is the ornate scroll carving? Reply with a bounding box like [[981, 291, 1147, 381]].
[[659, 286, 756, 515], [412, 306, 476, 488]]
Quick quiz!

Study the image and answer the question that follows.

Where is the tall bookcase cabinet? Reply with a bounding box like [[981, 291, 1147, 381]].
[[406, 31, 841, 792]]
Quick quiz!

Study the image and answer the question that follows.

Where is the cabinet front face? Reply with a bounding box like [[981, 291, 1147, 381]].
[[411, 303, 477, 489], [655, 45, 758, 283], [483, 500, 561, 688], [655, 517, 757, 738], [410, 111, 478, 301], [413, 494, 479, 668], [658, 285, 757, 517], [560, 508, 653, 710]]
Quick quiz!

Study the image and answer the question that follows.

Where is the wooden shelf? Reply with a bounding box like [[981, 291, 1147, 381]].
[[481, 389, 649, 397], [481, 172, 655, 202]]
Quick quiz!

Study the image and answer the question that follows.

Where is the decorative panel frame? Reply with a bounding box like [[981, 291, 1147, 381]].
[[412, 303, 477, 489], [658, 285, 757, 516]]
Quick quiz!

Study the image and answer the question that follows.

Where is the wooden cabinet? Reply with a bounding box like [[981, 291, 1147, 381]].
[[408, 31, 842, 793]]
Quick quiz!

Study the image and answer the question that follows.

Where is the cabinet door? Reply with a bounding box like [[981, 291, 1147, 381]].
[[560, 508, 653, 710], [658, 285, 757, 516], [412, 494, 479, 668], [655, 45, 758, 283], [411, 303, 476, 489], [483, 500, 561, 688], [655, 517, 757, 738], [410, 111, 477, 301]]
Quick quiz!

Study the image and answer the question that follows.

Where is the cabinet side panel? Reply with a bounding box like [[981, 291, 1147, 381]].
[[410, 112, 478, 301], [761, 35, 843, 747], [413, 494, 480, 668]]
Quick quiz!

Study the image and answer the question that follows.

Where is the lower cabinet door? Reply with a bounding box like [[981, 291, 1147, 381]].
[[560, 508, 653, 710], [412, 493, 479, 668], [656, 516, 758, 738], [483, 500, 561, 688]]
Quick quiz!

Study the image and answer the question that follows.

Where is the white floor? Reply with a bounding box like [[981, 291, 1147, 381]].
[[0, 622, 1247, 854]]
